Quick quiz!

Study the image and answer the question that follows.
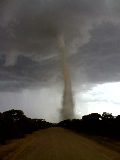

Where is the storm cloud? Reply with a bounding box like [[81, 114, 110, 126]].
[[0, 0, 120, 121]]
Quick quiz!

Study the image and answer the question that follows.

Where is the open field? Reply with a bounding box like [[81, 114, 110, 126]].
[[0, 127, 120, 160]]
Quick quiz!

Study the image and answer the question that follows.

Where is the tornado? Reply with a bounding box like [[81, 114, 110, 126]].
[[58, 35, 75, 120]]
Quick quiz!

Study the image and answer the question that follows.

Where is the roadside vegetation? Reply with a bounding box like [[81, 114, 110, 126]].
[[58, 112, 120, 139], [0, 109, 53, 144], [0, 109, 120, 145]]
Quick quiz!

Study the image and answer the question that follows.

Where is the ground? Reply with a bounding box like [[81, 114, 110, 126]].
[[0, 127, 120, 160]]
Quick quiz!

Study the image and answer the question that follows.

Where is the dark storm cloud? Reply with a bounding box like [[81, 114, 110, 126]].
[[0, 0, 107, 64], [0, 55, 61, 91], [0, 0, 120, 91], [72, 22, 120, 85]]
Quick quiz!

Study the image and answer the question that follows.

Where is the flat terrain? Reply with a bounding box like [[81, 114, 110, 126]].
[[0, 127, 120, 160]]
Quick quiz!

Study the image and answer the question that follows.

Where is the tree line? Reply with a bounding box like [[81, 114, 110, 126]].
[[0, 110, 120, 145], [58, 112, 120, 139], [0, 109, 53, 144]]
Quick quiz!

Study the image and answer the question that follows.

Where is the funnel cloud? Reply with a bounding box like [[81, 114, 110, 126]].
[[58, 35, 74, 120]]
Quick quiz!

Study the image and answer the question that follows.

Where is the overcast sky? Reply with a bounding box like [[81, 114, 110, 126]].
[[0, 0, 120, 122]]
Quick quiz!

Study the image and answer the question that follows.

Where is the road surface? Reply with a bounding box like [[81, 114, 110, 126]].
[[1, 128, 120, 160]]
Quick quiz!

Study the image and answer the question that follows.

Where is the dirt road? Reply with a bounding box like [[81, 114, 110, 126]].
[[0, 127, 120, 160]]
